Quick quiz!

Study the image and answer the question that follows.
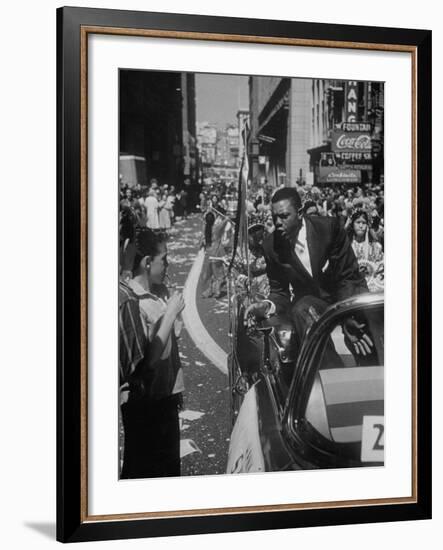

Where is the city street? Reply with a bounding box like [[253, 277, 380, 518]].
[[118, 70, 386, 479], [167, 214, 231, 476]]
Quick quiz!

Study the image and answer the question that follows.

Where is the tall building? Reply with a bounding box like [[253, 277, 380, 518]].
[[248, 76, 384, 190], [248, 76, 312, 190], [226, 125, 240, 166], [181, 73, 199, 187], [197, 122, 217, 165], [119, 70, 198, 193], [197, 122, 244, 184], [308, 80, 384, 186]]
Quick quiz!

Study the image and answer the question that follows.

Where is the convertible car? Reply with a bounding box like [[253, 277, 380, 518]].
[[226, 257, 384, 474]]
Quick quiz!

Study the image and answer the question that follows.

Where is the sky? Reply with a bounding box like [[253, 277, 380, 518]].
[[195, 73, 249, 125]]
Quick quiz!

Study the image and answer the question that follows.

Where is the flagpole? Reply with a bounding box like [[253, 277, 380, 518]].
[[228, 117, 250, 291], [244, 197, 251, 298], [210, 206, 237, 225], [243, 123, 251, 298]]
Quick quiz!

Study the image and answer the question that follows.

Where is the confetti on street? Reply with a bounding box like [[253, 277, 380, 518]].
[[180, 439, 202, 458], [179, 410, 205, 422]]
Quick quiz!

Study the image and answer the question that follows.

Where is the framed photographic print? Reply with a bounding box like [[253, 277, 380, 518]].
[[57, 6, 432, 543]]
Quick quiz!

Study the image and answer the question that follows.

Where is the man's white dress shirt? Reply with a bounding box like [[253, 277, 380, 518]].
[[294, 220, 312, 276], [263, 220, 313, 317]]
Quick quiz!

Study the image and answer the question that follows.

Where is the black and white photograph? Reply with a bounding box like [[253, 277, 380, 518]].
[[0, 0, 436, 545], [118, 70, 385, 480]]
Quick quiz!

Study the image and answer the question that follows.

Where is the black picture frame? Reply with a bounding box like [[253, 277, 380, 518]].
[[57, 6, 432, 543]]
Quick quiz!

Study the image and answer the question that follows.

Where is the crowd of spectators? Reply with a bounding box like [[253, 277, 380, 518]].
[[199, 179, 385, 293], [119, 178, 192, 234]]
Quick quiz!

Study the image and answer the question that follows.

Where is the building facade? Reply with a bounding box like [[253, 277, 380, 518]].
[[197, 122, 218, 165], [119, 70, 198, 193], [308, 80, 384, 187], [197, 121, 244, 184], [248, 76, 384, 191], [248, 76, 312, 190]]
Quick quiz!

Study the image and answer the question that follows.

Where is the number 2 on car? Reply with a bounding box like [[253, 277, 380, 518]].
[[361, 416, 384, 463]]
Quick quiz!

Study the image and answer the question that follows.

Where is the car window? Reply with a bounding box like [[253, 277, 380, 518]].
[[303, 304, 384, 464]]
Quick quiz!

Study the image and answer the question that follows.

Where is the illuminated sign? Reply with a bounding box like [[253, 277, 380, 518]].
[[331, 130, 372, 154], [336, 122, 371, 132], [345, 81, 359, 122], [334, 151, 372, 162]]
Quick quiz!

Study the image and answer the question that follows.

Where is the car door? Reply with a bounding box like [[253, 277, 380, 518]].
[[227, 300, 300, 474], [283, 294, 385, 469]]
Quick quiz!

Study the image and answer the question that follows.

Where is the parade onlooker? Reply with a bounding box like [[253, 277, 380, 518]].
[[119, 279, 153, 479], [144, 189, 160, 229], [120, 187, 138, 209], [158, 192, 172, 230], [126, 228, 185, 478], [219, 194, 228, 213], [119, 220, 152, 479], [210, 194, 219, 213], [372, 213, 384, 249], [166, 187, 176, 226], [203, 205, 216, 247], [179, 187, 189, 219], [201, 210, 234, 299], [254, 194, 263, 211], [347, 209, 384, 292], [348, 210, 383, 262], [133, 201, 147, 228], [199, 191, 208, 212], [174, 190, 182, 219]]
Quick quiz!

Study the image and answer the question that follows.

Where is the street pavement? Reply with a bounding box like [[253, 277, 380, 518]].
[[167, 214, 231, 477]]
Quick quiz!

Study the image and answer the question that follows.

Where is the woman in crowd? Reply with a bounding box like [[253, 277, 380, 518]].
[[158, 192, 172, 231], [122, 228, 185, 478], [253, 194, 263, 211], [165, 187, 176, 226], [133, 201, 147, 228], [201, 210, 234, 299], [144, 189, 160, 230], [179, 187, 189, 219], [347, 209, 384, 292], [203, 203, 216, 248]]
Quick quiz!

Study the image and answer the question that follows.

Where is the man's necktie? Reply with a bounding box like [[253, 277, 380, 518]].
[[294, 239, 312, 276]]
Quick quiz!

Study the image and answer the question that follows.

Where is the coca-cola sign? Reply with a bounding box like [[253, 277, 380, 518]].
[[331, 130, 372, 153]]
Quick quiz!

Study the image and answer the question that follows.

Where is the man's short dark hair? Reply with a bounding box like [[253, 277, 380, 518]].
[[132, 228, 167, 272], [271, 187, 302, 211]]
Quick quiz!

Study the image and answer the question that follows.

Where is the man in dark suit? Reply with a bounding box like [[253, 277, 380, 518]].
[[246, 187, 373, 357]]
